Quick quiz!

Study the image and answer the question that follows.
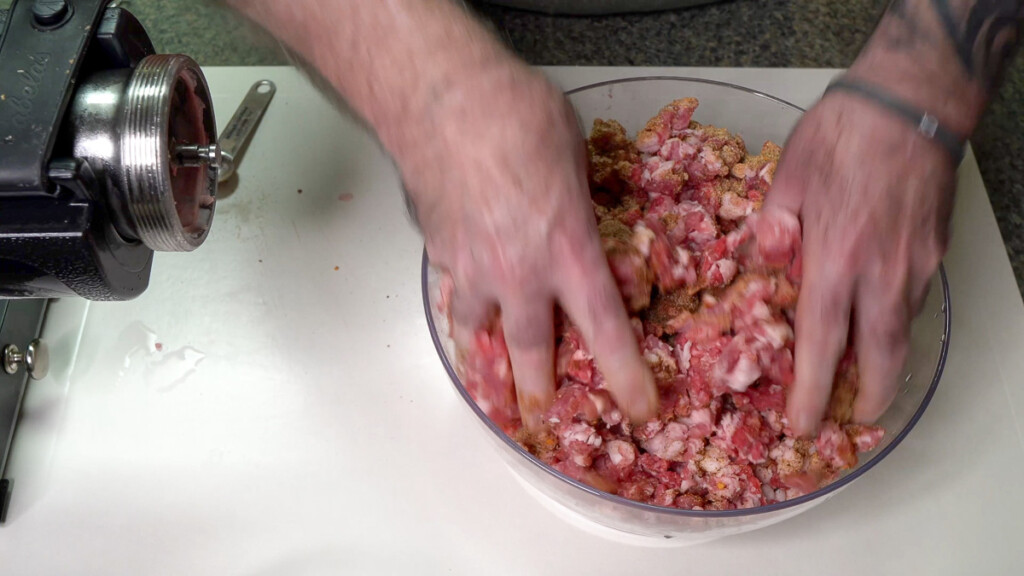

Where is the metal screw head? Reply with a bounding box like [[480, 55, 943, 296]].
[[2, 340, 48, 379], [25, 340, 49, 381]]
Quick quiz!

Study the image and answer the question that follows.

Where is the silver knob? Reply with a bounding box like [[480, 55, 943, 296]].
[[2, 340, 49, 380]]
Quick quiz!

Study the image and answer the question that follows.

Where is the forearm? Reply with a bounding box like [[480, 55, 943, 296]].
[[851, 0, 1024, 136], [225, 0, 514, 158]]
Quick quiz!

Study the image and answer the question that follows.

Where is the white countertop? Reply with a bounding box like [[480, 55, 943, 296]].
[[2, 67, 1022, 575]]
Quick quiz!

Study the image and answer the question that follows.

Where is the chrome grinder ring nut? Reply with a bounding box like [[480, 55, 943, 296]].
[[120, 54, 218, 252]]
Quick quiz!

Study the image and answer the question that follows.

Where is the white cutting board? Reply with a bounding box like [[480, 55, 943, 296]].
[[1, 67, 1022, 575]]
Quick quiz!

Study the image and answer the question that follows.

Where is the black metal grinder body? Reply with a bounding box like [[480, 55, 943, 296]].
[[0, 0, 219, 300]]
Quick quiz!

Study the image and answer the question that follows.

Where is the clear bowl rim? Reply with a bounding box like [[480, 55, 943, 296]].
[[420, 76, 951, 518]]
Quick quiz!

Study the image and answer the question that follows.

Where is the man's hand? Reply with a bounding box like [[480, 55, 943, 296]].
[[404, 63, 657, 430], [767, 94, 954, 436], [773, 0, 1023, 435], [227, 0, 657, 429]]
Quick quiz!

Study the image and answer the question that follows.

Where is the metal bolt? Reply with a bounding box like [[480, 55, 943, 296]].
[[173, 144, 221, 169], [2, 340, 49, 380], [2, 345, 19, 376]]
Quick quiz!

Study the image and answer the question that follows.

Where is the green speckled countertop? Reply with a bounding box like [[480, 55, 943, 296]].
[[6, 0, 1023, 297]]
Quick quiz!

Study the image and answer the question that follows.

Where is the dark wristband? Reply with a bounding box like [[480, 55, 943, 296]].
[[823, 76, 967, 165]]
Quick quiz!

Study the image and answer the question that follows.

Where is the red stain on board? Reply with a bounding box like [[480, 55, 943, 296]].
[[338, 193, 354, 202], [155, 342, 164, 352]]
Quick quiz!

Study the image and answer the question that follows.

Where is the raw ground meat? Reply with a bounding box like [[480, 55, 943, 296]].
[[440, 99, 884, 510]]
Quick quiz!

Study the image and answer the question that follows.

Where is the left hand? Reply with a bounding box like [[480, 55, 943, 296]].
[[399, 62, 658, 430]]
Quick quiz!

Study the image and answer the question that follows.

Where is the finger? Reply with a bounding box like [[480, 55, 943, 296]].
[[909, 239, 943, 319], [449, 285, 498, 351], [786, 251, 854, 437], [762, 154, 808, 217], [451, 288, 496, 331], [557, 241, 657, 424], [852, 284, 911, 424], [501, 296, 557, 433], [753, 162, 805, 277], [912, 278, 932, 317], [746, 205, 803, 270]]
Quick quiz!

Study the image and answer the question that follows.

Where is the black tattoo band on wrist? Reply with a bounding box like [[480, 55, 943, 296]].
[[824, 76, 966, 165]]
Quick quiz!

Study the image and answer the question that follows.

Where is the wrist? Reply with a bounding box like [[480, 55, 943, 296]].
[[384, 56, 545, 181], [267, 0, 516, 170], [850, 37, 986, 138], [822, 76, 967, 165]]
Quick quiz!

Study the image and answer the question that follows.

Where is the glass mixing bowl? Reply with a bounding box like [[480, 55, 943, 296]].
[[421, 77, 950, 545]]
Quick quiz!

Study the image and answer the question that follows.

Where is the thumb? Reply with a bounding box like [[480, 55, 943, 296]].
[[762, 153, 807, 217]]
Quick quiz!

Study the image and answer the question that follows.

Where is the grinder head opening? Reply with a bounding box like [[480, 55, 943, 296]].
[[120, 54, 218, 252]]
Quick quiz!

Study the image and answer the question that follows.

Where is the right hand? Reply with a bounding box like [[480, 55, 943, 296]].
[[766, 89, 955, 436], [396, 60, 658, 431]]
